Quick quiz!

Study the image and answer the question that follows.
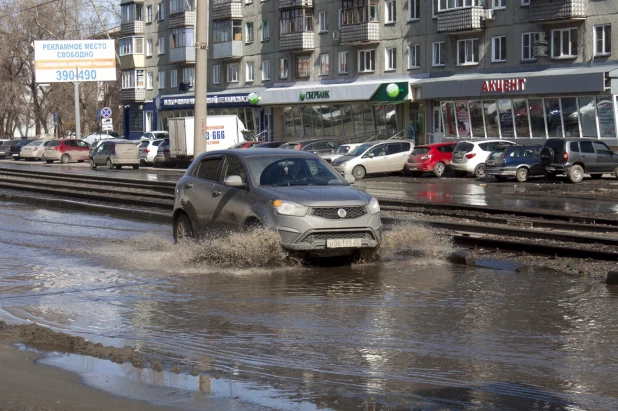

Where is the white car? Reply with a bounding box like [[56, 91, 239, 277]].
[[82, 131, 120, 145], [331, 140, 414, 179], [19, 140, 52, 160], [322, 143, 364, 164], [138, 139, 166, 165], [139, 131, 169, 141], [450, 139, 516, 178]]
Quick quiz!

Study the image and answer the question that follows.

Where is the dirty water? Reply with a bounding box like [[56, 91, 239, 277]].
[[1, 200, 618, 410]]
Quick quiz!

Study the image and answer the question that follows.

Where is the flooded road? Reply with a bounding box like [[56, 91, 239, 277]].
[[1, 200, 618, 410]]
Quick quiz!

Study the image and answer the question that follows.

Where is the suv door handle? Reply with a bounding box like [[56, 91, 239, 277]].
[[213, 190, 221, 197], [184, 183, 193, 189]]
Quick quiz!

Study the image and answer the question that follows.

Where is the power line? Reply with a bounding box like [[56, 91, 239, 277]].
[[0, 0, 62, 20]]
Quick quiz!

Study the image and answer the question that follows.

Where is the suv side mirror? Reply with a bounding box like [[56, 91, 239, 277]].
[[224, 175, 246, 188]]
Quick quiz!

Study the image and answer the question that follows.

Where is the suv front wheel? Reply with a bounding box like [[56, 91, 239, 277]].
[[567, 165, 584, 184]]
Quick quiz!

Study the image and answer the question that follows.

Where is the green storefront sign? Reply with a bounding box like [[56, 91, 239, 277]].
[[371, 82, 409, 103]]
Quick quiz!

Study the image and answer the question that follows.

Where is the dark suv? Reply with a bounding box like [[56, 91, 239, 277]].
[[539, 138, 618, 183], [10, 139, 36, 160], [485, 144, 543, 183]]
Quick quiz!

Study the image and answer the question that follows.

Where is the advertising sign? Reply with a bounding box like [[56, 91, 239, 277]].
[[34, 40, 116, 83], [454, 101, 471, 138]]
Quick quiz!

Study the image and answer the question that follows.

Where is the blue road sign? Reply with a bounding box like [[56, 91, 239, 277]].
[[101, 107, 112, 118], [53, 112, 57, 123], [96, 109, 101, 120]]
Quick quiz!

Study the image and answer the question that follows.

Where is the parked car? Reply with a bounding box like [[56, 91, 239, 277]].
[[82, 131, 120, 145], [539, 138, 618, 183], [0, 140, 18, 159], [89, 140, 140, 170], [138, 139, 166, 165], [154, 139, 176, 167], [451, 139, 516, 178], [331, 140, 414, 179], [43, 139, 90, 164], [20, 140, 52, 161], [172, 149, 381, 259], [9, 139, 36, 160], [254, 141, 286, 148], [139, 131, 169, 141], [323, 143, 364, 164], [404, 142, 457, 177], [280, 140, 342, 157], [232, 141, 262, 149], [484, 145, 544, 183]]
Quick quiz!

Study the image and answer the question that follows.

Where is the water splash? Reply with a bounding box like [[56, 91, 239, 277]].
[[380, 222, 453, 261]]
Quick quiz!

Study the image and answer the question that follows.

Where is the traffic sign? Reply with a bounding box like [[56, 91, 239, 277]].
[[53, 112, 58, 123], [101, 118, 112, 125], [96, 109, 101, 120], [101, 107, 112, 118], [102, 124, 113, 131]]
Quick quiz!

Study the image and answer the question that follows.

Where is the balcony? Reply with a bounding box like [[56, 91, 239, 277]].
[[120, 20, 144, 36], [121, 88, 145, 102], [212, 41, 243, 60], [340, 22, 380, 45], [437, 6, 487, 33], [169, 10, 195, 28], [280, 32, 315, 51], [279, 0, 313, 10], [119, 54, 145, 69], [530, 0, 586, 22], [170, 46, 196, 64], [211, 0, 242, 20]]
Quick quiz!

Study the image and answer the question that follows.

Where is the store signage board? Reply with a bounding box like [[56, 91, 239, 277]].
[[34, 40, 116, 83]]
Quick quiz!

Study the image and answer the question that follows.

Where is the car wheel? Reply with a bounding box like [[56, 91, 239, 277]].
[[473, 163, 485, 178], [455, 171, 468, 177], [106, 158, 114, 170], [90, 159, 97, 170], [132, 165, 139, 170], [173, 213, 194, 243], [60, 154, 70, 164], [590, 174, 603, 179], [45, 160, 54, 164], [433, 162, 446, 178], [516, 167, 529, 183], [352, 165, 366, 179], [495, 176, 508, 182], [567, 165, 584, 184]]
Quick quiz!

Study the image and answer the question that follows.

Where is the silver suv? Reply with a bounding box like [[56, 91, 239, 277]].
[[173, 149, 382, 259]]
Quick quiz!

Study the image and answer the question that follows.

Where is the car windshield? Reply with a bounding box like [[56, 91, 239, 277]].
[[347, 143, 375, 156], [336, 145, 353, 154], [454, 142, 474, 153], [246, 155, 347, 187]]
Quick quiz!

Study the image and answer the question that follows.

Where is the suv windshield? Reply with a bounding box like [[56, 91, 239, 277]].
[[454, 142, 474, 153], [247, 156, 346, 187]]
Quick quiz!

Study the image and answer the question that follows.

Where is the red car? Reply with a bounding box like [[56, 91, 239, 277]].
[[232, 141, 262, 149], [404, 142, 457, 178], [43, 139, 90, 164]]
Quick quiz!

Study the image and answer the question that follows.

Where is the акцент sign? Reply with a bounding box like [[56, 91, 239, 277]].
[[34, 40, 116, 83]]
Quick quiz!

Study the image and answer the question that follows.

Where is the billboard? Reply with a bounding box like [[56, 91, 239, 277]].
[[34, 40, 116, 83]]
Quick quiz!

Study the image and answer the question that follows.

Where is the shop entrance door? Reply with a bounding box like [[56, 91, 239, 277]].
[[432, 106, 444, 144]]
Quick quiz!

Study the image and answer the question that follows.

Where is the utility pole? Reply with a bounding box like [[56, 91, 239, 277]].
[[193, 0, 208, 156]]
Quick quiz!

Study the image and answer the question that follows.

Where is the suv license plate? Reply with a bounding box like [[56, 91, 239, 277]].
[[326, 238, 362, 248]]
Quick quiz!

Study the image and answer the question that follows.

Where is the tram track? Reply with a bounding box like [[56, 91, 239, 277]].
[[1, 166, 617, 261]]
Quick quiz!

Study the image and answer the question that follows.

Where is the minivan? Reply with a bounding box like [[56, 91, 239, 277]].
[[89, 140, 140, 169], [331, 140, 414, 179]]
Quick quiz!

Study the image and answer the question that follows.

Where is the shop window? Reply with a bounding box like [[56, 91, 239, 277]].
[[408, 0, 420, 20], [432, 42, 445, 67], [545, 98, 563, 137], [455, 101, 471, 137], [597, 96, 616, 138], [469, 101, 485, 138], [578, 97, 597, 137], [385, 0, 396, 23], [385, 47, 396, 71], [529, 99, 546, 137], [484, 100, 499, 137], [457, 39, 479, 66], [551, 28, 578, 59], [594, 24, 611, 56], [441, 102, 457, 137], [522, 33, 535, 61], [513, 99, 530, 138], [408, 44, 420, 69], [492, 36, 506, 63], [338, 51, 348, 74], [358, 49, 375, 73], [498, 100, 515, 138], [561, 97, 579, 137], [296, 55, 311, 78]]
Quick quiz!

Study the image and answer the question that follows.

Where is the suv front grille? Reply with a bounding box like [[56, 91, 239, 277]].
[[311, 206, 367, 219], [302, 231, 374, 243]]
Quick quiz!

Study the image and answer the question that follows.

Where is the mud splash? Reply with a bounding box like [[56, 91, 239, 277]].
[[380, 222, 453, 260]]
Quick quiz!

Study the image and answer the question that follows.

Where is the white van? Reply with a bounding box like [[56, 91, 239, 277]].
[[331, 140, 414, 179]]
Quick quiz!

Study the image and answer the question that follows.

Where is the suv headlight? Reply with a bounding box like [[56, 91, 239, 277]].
[[273, 200, 308, 217], [367, 197, 380, 214]]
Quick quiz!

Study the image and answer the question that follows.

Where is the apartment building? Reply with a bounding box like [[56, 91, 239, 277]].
[[119, 0, 618, 145]]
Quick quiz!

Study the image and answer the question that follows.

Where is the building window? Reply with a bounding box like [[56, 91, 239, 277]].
[[246, 62, 255, 81], [385, 47, 396, 71], [319, 11, 328, 32], [296, 55, 311, 78], [262, 20, 270, 41], [358, 49, 375, 73], [408, 0, 419, 20], [338, 51, 348, 74], [432, 0, 438, 17], [281, 9, 313, 34], [170, 70, 178, 88], [457, 38, 479, 65], [212, 20, 243, 43], [319, 54, 329, 75], [158, 70, 165, 89], [246, 22, 254, 43], [493, 0, 505, 9], [552, 28, 578, 58], [522, 32, 535, 61], [146, 39, 153, 56], [227, 63, 239, 82], [183, 67, 194, 83], [213, 65, 221, 84], [432, 41, 445, 66], [438, 0, 481, 11], [170, 0, 194, 13], [121, 4, 143, 23], [385, 0, 396, 23], [338, 8, 342, 29], [492, 36, 506, 62], [342, 0, 378, 25], [408, 44, 420, 69], [280, 58, 288, 79], [262, 60, 271, 80], [158, 37, 165, 54], [147, 72, 153, 89], [121, 70, 145, 89], [170, 28, 195, 48], [157, 2, 165, 20], [594, 24, 611, 56], [119, 37, 144, 56], [146, 5, 152, 22], [246, 0, 252, 4], [521, 0, 530, 5]]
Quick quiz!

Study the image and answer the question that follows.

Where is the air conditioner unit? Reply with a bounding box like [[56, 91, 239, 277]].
[[534, 32, 548, 44], [483, 9, 495, 21], [332, 30, 340, 40], [533, 45, 548, 57]]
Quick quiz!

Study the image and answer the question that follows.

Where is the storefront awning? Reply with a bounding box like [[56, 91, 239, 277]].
[[416, 66, 618, 100], [160, 87, 266, 109]]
